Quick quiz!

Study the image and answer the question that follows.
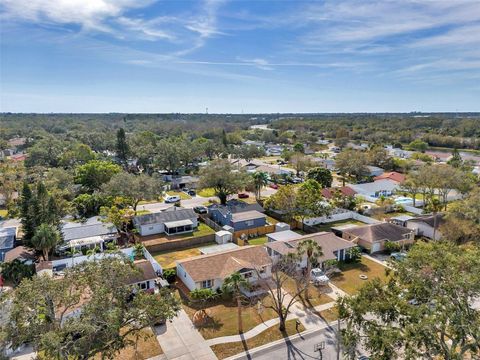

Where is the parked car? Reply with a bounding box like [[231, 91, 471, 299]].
[[390, 252, 407, 261], [164, 195, 181, 203], [269, 183, 279, 189], [193, 206, 208, 214], [188, 190, 196, 196], [310, 268, 329, 285], [290, 177, 303, 184], [238, 193, 249, 199], [182, 188, 190, 193]]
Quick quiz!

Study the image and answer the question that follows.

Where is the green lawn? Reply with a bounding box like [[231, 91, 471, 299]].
[[198, 188, 216, 197], [312, 219, 366, 232], [210, 319, 304, 359], [330, 257, 390, 295], [152, 240, 216, 268], [135, 209, 151, 215], [167, 191, 191, 200], [266, 215, 279, 225], [182, 294, 278, 340], [247, 236, 268, 246], [0, 209, 8, 218]]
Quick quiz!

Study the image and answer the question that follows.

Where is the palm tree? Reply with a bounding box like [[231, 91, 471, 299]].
[[427, 197, 443, 241], [31, 223, 61, 261], [222, 272, 251, 334], [297, 239, 323, 299], [251, 172, 269, 200]]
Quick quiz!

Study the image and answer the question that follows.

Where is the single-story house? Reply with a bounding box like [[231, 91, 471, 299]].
[[311, 158, 336, 170], [130, 259, 159, 293], [208, 200, 266, 231], [391, 214, 444, 240], [134, 208, 198, 236], [348, 179, 399, 200], [374, 171, 406, 183], [341, 223, 415, 253], [171, 176, 199, 190], [59, 217, 118, 252], [366, 166, 385, 177], [0, 227, 17, 262], [265, 230, 357, 268], [176, 246, 272, 296], [4, 246, 36, 264], [321, 187, 357, 200]]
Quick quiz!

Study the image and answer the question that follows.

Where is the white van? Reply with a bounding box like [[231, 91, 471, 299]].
[[164, 195, 181, 203]]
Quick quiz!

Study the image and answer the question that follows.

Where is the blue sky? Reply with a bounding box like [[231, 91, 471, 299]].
[[1, 0, 479, 113]]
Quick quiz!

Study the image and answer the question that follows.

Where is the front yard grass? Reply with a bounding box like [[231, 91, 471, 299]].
[[94, 328, 162, 360], [198, 188, 216, 197], [282, 275, 333, 308], [0, 209, 8, 218], [330, 257, 389, 295], [182, 294, 278, 340], [152, 240, 216, 268], [210, 319, 304, 359], [166, 191, 191, 200], [319, 306, 339, 323]]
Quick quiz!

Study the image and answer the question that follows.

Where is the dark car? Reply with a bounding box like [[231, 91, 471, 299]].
[[238, 193, 249, 199], [188, 190, 196, 196], [193, 206, 208, 214]]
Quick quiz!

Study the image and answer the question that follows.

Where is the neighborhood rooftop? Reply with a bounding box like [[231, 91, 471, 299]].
[[61, 217, 117, 242], [342, 223, 413, 243], [176, 245, 271, 283], [231, 210, 266, 222], [134, 208, 197, 226]]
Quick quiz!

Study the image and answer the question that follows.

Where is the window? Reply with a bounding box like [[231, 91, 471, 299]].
[[245, 220, 254, 226], [243, 271, 253, 279], [201, 279, 213, 288], [139, 282, 147, 290], [148, 226, 154, 230]]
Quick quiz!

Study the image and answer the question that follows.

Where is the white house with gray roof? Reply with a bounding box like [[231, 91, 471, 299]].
[[134, 208, 198, 236], [59, 217, 117, 252]]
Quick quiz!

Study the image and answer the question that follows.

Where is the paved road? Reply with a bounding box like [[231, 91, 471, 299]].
[[139, 196, 213, 212], [227, 324, 366, 360]]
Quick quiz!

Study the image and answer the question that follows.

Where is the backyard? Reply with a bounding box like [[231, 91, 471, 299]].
[[246, 236, 268, 246], [312, 218, 367, 232], [210, 319, 304, 359], [0, 209, 8, 218], [330, 257, 389, 295], [152, 241, 216, 268], [181, 293, 278, 340]]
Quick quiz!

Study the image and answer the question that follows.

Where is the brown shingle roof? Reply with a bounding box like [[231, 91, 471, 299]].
[[177, 246, 271, 283], [4, 246, 35, 262], [343, 223, 412, 243], [129, 259, 158, 284], [374, 171, 406, 183], [321, 187, 357, 199], [265, 231, 355, 261]]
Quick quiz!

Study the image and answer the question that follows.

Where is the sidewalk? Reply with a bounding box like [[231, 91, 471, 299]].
[[155, 309, 217, 360]]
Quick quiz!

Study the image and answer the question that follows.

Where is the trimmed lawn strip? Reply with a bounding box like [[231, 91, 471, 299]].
[[166, 191, 191, 200], [330, 257, 389, 295], [198, 188, 216, 197], [0, 209, 8, 218], [182, 294, 278, 340], [152, 240, 216, 268], [282, 275, 333, 308], [210, 319, 305, 359]]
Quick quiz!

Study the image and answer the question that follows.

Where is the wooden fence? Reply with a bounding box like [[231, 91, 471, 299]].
[[232, 224, 276, 242]]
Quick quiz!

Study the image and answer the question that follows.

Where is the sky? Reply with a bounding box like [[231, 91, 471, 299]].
[[1, 0, 479, 113]]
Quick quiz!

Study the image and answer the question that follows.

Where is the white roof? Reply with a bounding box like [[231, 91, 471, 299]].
[[216, 230, 232, 237], [67, 236, 105, 248], [164, 219, 193, 228], [267, 230, 302, 242]]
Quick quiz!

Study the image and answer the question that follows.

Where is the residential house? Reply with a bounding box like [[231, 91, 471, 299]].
[[374, 171, 406, 183], [176, 245, 272, 296], [390, 214, 444, 240], [4, 246, 35, 264], [341, 223, 415, 253], [366, 165, 385, 177], [348, 179, 399, 201], [321, 187, 357, 200], [0, 227, 17, 262], [208, 200, 266, 231], [130, 259, 159, 293], [134, 208, 198, 236], [265, 230, 357, 268], [265, 144, 284, 156], [171, 175, 199, 190], [59, 217, 118, 253]]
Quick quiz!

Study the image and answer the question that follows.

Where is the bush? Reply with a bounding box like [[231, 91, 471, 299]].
[[384, 241, 402, 254], [163, 268, 176, 284], [346, 247, 361, 263], [190, 288, 218, 301]]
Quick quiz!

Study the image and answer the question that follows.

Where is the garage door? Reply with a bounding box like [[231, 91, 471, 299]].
[[371, 242, 381, 253]]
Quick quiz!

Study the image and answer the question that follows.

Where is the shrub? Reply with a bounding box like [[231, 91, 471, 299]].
[[163, 268, 176, 284], [384, 241, 402, 254]]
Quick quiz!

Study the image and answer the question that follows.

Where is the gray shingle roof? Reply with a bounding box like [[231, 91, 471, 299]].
[[343, 223, 412, 243], [134, 208, 197, 226], [61, 218, 117, 242]]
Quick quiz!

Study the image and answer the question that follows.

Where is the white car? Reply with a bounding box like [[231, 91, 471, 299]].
[[164, 195, 181, 203], [310, 268, 329, 285]]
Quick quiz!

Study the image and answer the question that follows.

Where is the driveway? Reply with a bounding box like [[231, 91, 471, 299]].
[[155, 309, 217, 360]]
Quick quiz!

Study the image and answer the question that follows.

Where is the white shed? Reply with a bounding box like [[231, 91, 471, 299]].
[[215, 230, 232, 244]]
